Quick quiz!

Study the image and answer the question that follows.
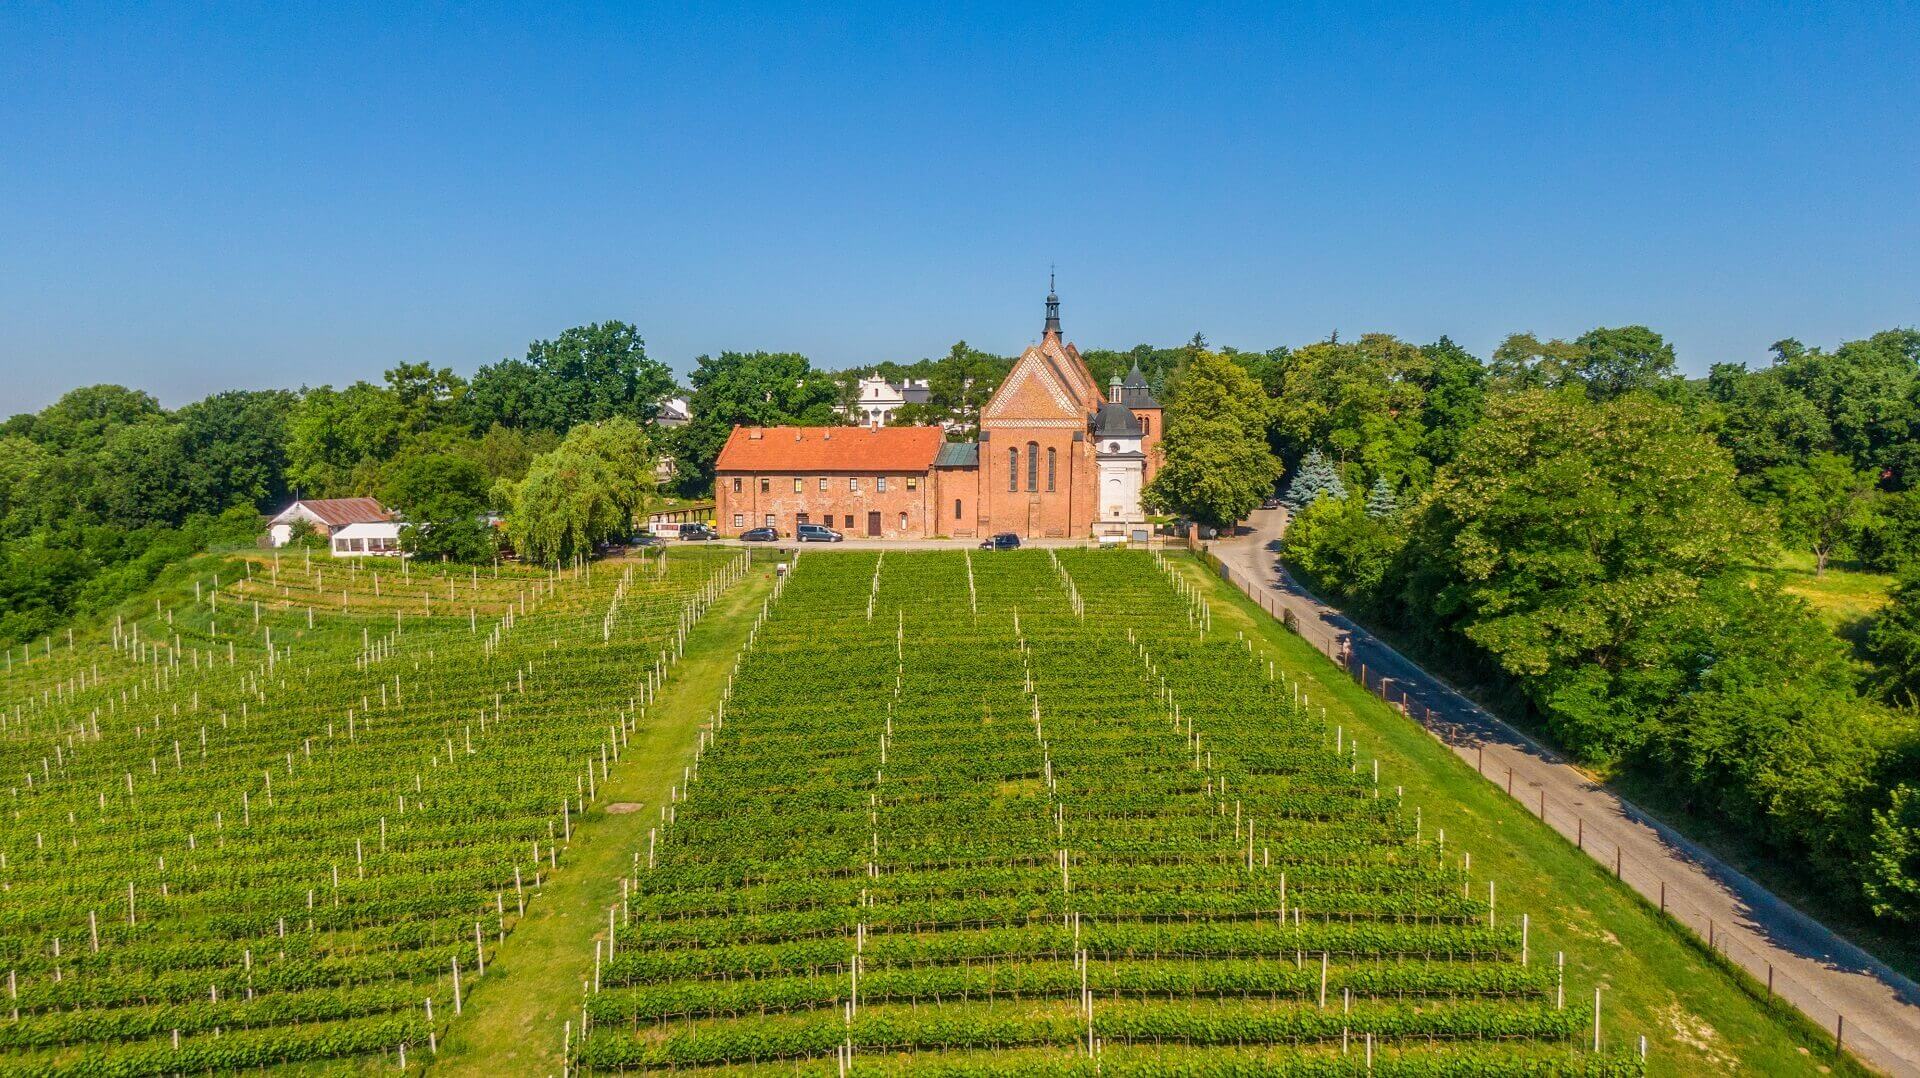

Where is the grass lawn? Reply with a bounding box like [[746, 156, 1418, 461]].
[[430, 563, 776, 1076], [1762, 549, 1893, 643], [1175, 555, 1866, 1077]]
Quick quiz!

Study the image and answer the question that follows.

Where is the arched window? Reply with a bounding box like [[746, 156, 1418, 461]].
[[1140, 415, 1151, 436], [1026, 441, 1039, 492], [1008, 447, 1018, 491], [898, 512, 908, 532], [955, 498, 963, 520], [1046, 447, 1056, 491]]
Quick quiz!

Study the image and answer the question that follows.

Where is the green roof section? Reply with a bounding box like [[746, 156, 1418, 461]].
[[934, 441, 980, 467]]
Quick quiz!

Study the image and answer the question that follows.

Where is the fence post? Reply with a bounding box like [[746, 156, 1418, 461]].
[[1659, 881, 1665, 915]]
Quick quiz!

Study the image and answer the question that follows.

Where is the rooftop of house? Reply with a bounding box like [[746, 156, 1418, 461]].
[[270, 497, 393, 528], [716, 425, 948, 473]]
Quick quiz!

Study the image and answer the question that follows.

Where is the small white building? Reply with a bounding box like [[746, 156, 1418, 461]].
[[656, 397, 692, 427], [1092, 383, 1149, 539], [329, 520, 407, 557], [844, 376, 931, 427], [266, 498, 395, 547]]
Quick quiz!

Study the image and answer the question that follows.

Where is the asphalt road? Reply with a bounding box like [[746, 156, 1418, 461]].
[[1214, 507, 1920, 1077]]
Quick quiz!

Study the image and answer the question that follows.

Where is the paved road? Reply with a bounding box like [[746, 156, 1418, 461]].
[[1214, 507, 1920, 1077]]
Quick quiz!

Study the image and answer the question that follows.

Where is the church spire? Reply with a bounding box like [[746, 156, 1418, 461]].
[[1043, 270, 1061, 337]]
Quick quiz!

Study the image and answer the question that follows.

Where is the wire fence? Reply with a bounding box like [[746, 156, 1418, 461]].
[[1200, 548, 1916, 1078]]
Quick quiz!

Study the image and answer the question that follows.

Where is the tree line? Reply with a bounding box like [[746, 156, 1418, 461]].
[[1241, 325, 1920, 934]]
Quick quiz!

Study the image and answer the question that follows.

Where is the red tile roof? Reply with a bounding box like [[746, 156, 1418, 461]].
[[715, 426, 946, 473], [278, 498, 392, 527]]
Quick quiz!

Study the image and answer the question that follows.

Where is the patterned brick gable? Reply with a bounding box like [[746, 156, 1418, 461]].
[[981, 335, 1100, 431]]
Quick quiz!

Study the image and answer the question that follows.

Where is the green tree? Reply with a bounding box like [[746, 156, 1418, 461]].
[[497, 418, 657, 563], [1364, 475, 1399, 518], [1416, 336, 1486, 465], [1754, 452, 1876, 575], [1400, 390, 1763, 760], [177, 389, 296, 512], [1283, 494, 1405, 606], [669, 351, 842, 495], [1573, 325, 1678, 400], [1268, 334, 1431, 490], [1865, 785, 1920, 924], [384, 452, 493, 563], [1281, 449, 1346, 510], [285, 381, 405, 496], [1143, 350, 1282, 530], [468, 321, 674, 435]]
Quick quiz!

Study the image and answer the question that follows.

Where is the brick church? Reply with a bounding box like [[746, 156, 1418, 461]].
[[714, 288, 1163, 540]]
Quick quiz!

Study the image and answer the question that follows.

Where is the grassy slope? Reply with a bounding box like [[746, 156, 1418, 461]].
[[1175, 556, 1863, 1077], [1765, 550, 1893, 643], [429, 565, 776, 1076]]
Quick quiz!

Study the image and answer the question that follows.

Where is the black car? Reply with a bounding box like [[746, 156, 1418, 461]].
[[739, 526, 779, 542], [979, 532, 1021, 550], [678, 524, 718, 541], [1260, 496, 1282, 510]]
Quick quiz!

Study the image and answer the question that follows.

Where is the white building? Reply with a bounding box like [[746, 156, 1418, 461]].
[[1093, 377, 1149, 540], [844, 376, 931, 426], [328, 520, 407, 557], [266, 498, 395, 547], [656, 397, 692, 427]]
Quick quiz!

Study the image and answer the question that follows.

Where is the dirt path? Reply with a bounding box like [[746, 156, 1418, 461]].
[[1213, 507, 1920, 1078]]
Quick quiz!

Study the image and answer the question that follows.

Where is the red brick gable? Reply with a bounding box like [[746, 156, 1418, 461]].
[[716, 426, 945, 473]]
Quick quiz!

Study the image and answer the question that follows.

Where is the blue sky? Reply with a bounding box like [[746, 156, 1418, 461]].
[[2, 2, 1915, 412]]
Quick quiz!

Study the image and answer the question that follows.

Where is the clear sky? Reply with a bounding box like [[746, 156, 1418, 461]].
[[2, 2, 1915, 412]]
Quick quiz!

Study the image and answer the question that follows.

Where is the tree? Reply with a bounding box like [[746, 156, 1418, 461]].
[[468, 321, 674, 435], [1282, 494, 1405, 607], [888, 342, 1011, 437], [497, 418, 657, 563], [1364, 475, 1399, 518], [1143, 350, 1282, 530], [1399, 390, 1763, 760], [1267, 334, 1432, 490], [384, 452, 493, 563], [1754, 452, 1876, 576], [177, 389, 296, 512], [669, 351, 842, 495], [1865, 785, 1920, 924], [286, 382, 405, 496], [1417, 336, 1486, 466], [1573, 325, 1678, 400], [1281, 449, 1345, 510]]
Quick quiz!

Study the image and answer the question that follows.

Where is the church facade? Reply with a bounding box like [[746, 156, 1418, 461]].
[[714, 290, 1162, 540]]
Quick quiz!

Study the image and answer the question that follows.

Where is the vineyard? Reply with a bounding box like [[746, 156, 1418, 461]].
[[0, 545, 754, 1075], [575, 549, 1643, 1076]]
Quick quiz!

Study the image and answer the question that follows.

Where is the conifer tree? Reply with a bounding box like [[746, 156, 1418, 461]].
[[1365, 475, 1399, 518], [1282, 448, 1345, 510]]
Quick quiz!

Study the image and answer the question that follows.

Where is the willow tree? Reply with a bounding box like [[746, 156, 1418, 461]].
[[499, 416, 656, 564]]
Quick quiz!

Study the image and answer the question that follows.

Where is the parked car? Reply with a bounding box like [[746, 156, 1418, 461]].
[[678, 523, 718, 541], [740, 526, 779, 542], [796, 523, 843, 543], [979, 532, 1021, 550], [629, 533, 663, 547], [1260, 496, 1282, 510]]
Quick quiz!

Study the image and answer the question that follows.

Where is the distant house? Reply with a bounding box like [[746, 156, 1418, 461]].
[[266, 498, 394, 547], [844, 376, 931, 427], [656, 397, 692, 427]]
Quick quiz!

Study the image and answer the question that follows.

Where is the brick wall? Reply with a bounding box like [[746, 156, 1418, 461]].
[[716, 470, 938, 538]]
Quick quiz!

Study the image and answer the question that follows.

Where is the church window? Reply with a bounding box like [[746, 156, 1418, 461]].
[[1047, 448, 1056, 491], [1026, 442, 1039, 491], [955, 499, 963, 520], [732, 477, 742, 494], [899, 512, 908, 531], [1109, 442, 1119, 453], [1140, 416, 1151, 435], [1008, 447, 1018, 491], [760, 477, 770, 494]]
